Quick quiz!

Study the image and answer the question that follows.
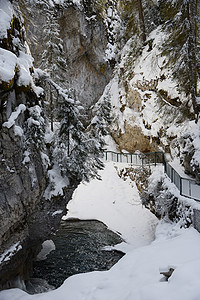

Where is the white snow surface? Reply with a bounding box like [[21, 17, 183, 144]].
[[54, 0, 81, 6], [0, 0, 13, 39], [1, 162, 200, 300], [3, 104, 26, 129], [0, 48, 33, 87], [17, 51, 34, 87], [0, 242, 22, 264], [0, 2, 35, 88], [0, 48, 17, 83], [44, 164, 69, 200]]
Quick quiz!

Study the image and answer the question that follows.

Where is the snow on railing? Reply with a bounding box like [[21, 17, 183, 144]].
[[165, 162, 200, 202], [104, 150, 164, 166], [104, 150, 200, 202]]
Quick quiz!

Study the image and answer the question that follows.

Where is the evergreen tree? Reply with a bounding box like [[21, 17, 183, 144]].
[[51, 83, 105, 183], [25, 105, 46, 151], [160, 0, 200, 120], [33, 1, 112, 183], [40, 1, 66, 81], [40, 0, 67, 131], [119, 0, 146, 42], [89, 93, 112, 137], [85, 94, 113, 177]]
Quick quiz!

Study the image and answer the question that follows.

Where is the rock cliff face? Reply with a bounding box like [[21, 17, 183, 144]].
[[0, 0, 78, 289], [20, 0, 114, 110]]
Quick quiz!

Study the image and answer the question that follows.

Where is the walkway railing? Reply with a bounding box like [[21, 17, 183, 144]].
[[165, 162, 200, 201], [104, 150, 200, 202], [104, 151, 164, 166]]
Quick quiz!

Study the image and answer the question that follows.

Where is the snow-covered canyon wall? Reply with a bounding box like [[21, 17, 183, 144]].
[[0, 0, 78, 289], [104, 2, 200, 183]]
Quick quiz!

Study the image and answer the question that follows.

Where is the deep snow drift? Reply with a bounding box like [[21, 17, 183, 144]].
[[1, 162, 200, 300]]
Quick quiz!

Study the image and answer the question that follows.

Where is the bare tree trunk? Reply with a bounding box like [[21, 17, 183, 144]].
[[50, 88, 54, 131], [187, 1, 199, 120], [137, 0, 146, 42], [67, 111, 70, 156]]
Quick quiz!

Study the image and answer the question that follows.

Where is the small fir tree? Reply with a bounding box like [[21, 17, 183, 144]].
[[25, 105, 46, 151]]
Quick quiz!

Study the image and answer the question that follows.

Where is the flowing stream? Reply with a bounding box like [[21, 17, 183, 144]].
[[32, 219, 124, 290]]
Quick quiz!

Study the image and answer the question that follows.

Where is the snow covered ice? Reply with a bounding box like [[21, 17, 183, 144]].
[[1, 162, 200, 300]]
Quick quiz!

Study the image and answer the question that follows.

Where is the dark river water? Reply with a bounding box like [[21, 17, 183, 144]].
[[32, 219, 125, 290]]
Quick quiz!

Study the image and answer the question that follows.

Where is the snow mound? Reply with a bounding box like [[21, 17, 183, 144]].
[[0, 48, 17, 83]]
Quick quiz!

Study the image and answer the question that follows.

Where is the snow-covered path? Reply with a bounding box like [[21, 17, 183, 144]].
[[1, 162, 200, 300]]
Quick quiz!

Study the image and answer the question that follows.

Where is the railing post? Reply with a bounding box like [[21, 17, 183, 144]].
[[189, 180, 191, 197], [164, 159, 166, 173], [180, 177, 182, 196]]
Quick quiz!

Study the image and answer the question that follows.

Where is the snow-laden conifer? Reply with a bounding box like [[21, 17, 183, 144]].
[[49, 81, 107, 183]]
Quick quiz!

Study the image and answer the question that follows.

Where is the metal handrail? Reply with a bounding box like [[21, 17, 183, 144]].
[[104, 150, 164, 166], [104, 150, 200, 202], [165, 162, 200, 201]]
